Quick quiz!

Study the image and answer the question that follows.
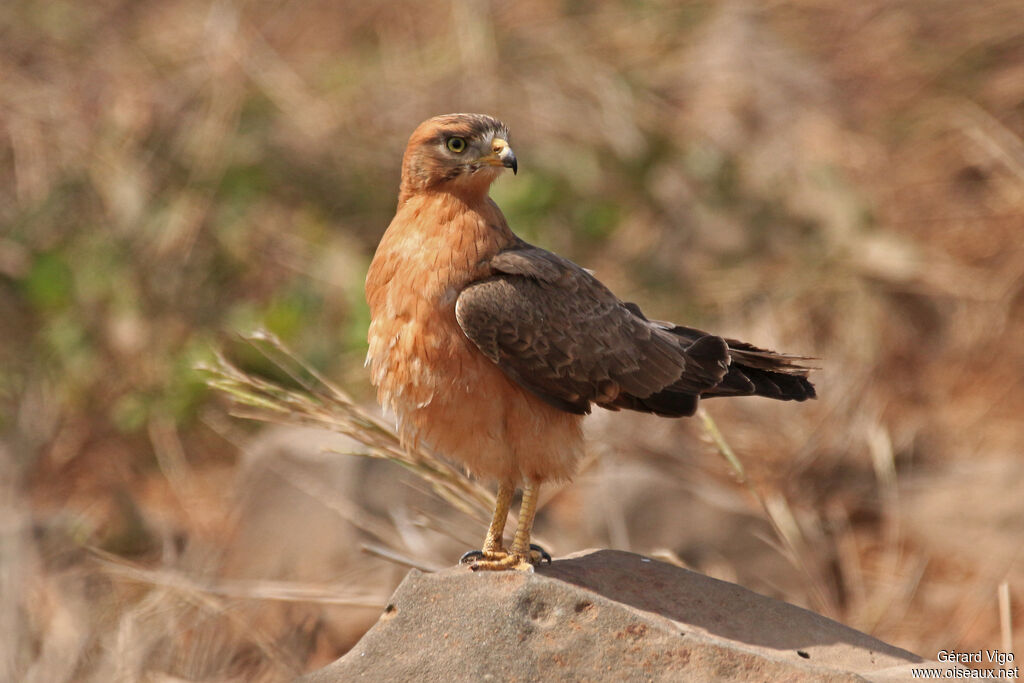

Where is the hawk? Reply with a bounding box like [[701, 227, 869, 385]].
[[366, 113, 815, 571]]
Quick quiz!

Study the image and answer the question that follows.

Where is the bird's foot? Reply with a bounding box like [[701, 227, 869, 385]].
[[462, 544, 551, 572], [529, 543, 552, 564], [459, 547, 507, 565]]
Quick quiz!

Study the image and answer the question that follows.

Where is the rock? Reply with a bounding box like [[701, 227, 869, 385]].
[[301, 549, 942, 682]]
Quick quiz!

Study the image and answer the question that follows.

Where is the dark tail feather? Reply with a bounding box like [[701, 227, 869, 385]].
[[704, 360, 817, 401], [606, 315, 816, 417], [669, 325, 817, 402]]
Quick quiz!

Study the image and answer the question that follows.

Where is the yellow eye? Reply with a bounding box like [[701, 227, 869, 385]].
[[446, 137, 467, 153]]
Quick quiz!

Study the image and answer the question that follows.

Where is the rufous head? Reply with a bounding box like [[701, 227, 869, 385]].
[[399, 113, 517, 202]]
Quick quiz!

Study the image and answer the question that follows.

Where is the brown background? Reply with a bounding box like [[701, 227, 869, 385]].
[[2, 0, 1022, 680]]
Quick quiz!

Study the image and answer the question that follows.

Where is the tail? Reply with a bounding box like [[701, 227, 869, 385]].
[[606, 319, 816, 418], [672, 325, 817, 402]]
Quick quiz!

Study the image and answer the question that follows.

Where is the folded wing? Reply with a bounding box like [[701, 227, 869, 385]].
[[455, 244, 734, 416]]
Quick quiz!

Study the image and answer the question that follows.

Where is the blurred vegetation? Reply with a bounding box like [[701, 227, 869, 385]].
[[2, 0, 1024, 680]]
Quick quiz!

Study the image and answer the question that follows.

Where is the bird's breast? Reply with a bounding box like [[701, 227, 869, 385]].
[[365, 202, 508, 417]]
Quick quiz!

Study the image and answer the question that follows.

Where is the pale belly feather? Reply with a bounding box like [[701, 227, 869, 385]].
[[368, 294, 584, 485]]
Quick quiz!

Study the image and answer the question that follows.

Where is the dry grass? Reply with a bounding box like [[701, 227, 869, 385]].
[[2, 0, 1023, 680], [203, 330, 495, 523]]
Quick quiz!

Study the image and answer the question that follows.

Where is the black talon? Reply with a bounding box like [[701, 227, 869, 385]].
[[460, 549, 485, 565], [530, 543, 552, 564]]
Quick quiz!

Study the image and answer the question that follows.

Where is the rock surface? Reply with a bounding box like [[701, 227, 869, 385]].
[[301, 549, 941, 682]]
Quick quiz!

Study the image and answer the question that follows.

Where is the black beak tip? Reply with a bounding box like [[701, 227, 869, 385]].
[[502, 151, 518, 175]]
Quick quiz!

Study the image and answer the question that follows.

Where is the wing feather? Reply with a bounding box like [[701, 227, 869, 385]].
[[456, 245, 728, 414]]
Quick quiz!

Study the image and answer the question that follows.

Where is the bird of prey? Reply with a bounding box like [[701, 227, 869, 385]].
[[366, 113, 815, 571]]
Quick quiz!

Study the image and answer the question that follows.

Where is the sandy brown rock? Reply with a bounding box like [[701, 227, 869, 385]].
[[301, 549, 936, 682]]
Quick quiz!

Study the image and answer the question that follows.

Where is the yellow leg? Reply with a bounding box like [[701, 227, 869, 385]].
[[482, 480, 515, 555], [469, 480, 547, 572], [509, 480, 540, 558], [460, 481, 514, 565]]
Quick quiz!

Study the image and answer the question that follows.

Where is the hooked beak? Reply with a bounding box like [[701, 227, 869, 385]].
[[489, 138, 518, 175]]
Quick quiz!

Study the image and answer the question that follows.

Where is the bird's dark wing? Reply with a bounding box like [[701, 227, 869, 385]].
[[455, 245, 729, 415]]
